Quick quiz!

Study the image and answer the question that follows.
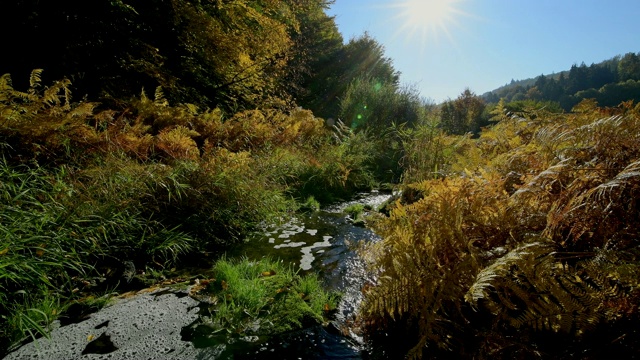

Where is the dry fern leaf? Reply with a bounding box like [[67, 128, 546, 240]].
[[29, 69, 43, 90], [466, 242, 548, 305]]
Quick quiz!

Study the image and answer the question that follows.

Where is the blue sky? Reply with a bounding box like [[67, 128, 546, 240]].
[[326, 0, 640, 103]]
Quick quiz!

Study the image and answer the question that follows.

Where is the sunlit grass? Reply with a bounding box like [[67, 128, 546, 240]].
[[198, 257, 340, 335]]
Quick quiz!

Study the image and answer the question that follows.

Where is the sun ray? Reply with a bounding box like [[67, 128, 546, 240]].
[[386, 0, 470, 50]]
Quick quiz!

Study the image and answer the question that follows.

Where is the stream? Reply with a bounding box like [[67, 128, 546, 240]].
[[217, 191, 392, 358], [4, 191, 392, 360]]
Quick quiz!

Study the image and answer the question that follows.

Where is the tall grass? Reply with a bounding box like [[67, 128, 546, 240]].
[[0, 157, 195, 351], [0, 159, 85, 350]]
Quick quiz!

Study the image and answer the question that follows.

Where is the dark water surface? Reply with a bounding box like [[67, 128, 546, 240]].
[[213, 191, 391, 359]]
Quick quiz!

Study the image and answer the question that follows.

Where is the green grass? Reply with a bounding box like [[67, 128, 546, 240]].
[[0, 158, 196, 351], [299, 196, 321, 212], [343, 203, 373, 226], [198, 257, 339, 335]]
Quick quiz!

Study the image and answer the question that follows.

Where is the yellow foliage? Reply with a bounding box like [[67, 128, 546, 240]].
[[361, 102, 640, 357], [0, 70, 103, 153], [156, 126, 200, 160]]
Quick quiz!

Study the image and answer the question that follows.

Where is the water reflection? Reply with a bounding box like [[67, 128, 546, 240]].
[[220, 192, 392, 358]]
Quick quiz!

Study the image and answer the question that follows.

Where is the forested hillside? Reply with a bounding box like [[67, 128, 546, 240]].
[[483, 53, 640, 110], [2, 1, 640, 358]]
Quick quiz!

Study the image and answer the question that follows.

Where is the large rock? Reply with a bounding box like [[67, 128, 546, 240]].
[[3, 288, 220, 360]]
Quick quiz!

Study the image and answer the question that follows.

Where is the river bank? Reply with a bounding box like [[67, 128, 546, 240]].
[[4, 192, 392, 359]]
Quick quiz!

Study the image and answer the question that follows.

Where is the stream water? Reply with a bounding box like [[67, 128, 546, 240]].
[[4, 192, 392, 360], [210, 191, 392, 359]]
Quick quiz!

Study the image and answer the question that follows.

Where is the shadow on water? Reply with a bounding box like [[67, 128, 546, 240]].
[[192, 191, 392, 359]]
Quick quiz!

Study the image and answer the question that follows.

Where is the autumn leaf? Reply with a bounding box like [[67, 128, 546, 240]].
[[35, 244, 46, 257], [261, 270, 276, 277]]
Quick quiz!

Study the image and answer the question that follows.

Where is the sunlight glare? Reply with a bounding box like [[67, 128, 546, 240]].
[[389, 0, 467, 49]]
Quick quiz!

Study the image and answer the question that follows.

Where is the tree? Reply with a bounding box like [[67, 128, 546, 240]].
[[439, 89, 487, 135], [281, 0, 345, 118], [338, 77, 428, 182], [618, 52, 640, 82], [339, 77, 423, 131], [315, 34, 400, 118], [0, 0, 299, 111], [567, 63, 590, 94]]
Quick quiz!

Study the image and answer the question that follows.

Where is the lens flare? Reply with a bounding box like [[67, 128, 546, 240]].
[[388, 0, 469, 49]]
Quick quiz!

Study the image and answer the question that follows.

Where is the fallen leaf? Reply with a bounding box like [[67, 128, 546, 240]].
[[261, 270, 276, 277], [35, 244, 46, 257], [0, 248, 8, 256]]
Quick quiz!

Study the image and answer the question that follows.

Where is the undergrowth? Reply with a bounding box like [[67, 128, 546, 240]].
[[359, 100, 640, 359], [0, 70, 374, 352]]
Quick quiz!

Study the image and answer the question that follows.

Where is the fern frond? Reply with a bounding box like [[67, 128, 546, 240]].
[[42, 79, 72, 107], [154, 86, 168, 106], [29, 69, 43, 91], [68, 102, 97, 119], [0, 73, 13, 92], [0, 74, 14, 103], [470, 242, 637, 336], [591, 159, 640, 199], [466, 242, 549, 305]]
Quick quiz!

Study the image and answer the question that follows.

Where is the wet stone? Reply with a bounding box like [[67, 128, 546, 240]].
[[4, 289, 202, 360]]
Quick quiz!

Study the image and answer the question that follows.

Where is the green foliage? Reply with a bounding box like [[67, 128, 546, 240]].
[[189, 257, 338, 336], [485, 52, 640, 111], [294, 121, 377, 203], [394, 115, 475, 183], [439, 88, 488, 135], [340, 77, 423, 131], [0, 71, 380, 350], [299, 196, 321, 212], [0, 160, 161, 348], [343, 203, 365, 218], [338, 79, 432, 183]]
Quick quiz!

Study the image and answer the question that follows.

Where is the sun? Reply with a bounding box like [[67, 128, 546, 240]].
[[389, 0, 467, 48]]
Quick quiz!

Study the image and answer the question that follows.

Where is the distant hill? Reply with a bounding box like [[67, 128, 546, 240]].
[[481, 52, 640, 110]]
